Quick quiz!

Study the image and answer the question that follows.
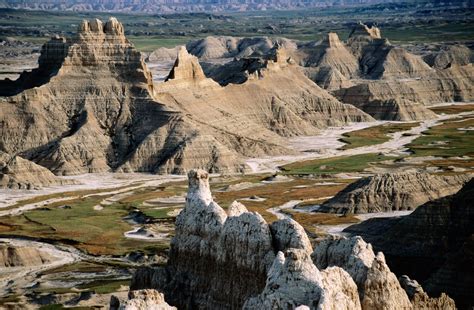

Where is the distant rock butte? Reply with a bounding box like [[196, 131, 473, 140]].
[[0, 151, 76, 189], [130, 169, 454, 309], [165, 46, 206, 82], [348, 22, 382, 40], [172, 23, 473, 121], [320, 170, 471, 214], [186, 36, 298, 60], [0, 243, 56, 267], [0, 18, 372, 178]]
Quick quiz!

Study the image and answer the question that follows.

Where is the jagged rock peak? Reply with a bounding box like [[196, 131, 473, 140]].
[[186, 169, 213, 206], [398, 274, 455, 308], [78, 17, 124, 36], [312, 236, 412, 309], [270, 218, 313, 254], [77, 17, 127, 45], [349, 22, 382, 39], [0, 151, 76, 189], [165, 46, 206, 81], [227, 201, 248, 217], [268, 43, 292, 65], [114, 289, 177, 310], [244, 249, 362, 309], [323, 32, 344, 48], [105, 17, 125, 35]]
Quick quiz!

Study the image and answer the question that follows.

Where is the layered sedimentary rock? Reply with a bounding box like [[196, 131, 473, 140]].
[[298, 22, 474, 121], [0, 18, 372, 177], [186, 36, 298, 60], [303, 65, 355, 91], [131, 169, 453, 309], [423, 45, 474, 69], [0, 151, 75, 189], [0, 243, 55, 267], [344, 179, 473, 309], [146, 46, 181, 62], [165, 46, 206, 82], [333, 63, 474, 120], [243, 249, 361, 310], [312, 236, 456, 309], [154, 46, 373, 142], [131, 169, 362, 309], [303, 33, 359, 78], [333, 84, 438, 121], [320, 170, 470, 214], [0, 18, 170, 175]]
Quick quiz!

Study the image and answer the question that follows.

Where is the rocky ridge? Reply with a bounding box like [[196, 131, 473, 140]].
[[186, 36, 298, 60], [344, 178, 474, 309], [0, 17, 373, 178], [130, 169, 453, 309], [0, 151, 76, 189], [320, 170, 471, 214], [176, 23, 474, 121], [324, 24, 473, 121], [0, 243, 56, 267], [423, 44, 474, 69]]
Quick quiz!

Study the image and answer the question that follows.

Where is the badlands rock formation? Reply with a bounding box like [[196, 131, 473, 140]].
[[0, 243, 55, 267], [111, 289, 176, 310], [186, 36, 298, 60], [0, 18, 372, 177], [300, 23, 474, 121], [345, 179, 473, 309], [423, 44, 474, 69], [0, 151, 75, 189], [148, 23, 473, 122], [0, 18, 168, 175], [312, 236, 454, 309], [302, 32, 359, 90], [130, 169, 453, 309], [153, 44, 373, 146], [320, 170, 471, 214]]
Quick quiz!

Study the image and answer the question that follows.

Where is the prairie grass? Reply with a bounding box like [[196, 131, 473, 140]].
[[428, 104, 474, 115], [339, 122, 419, 150], [408, 116, 474, 158], [281, 153, 393, 175]]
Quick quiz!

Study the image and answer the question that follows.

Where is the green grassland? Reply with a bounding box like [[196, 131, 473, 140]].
[[339, 122, 419, 150], [280, 153, 394, 175], [429, 104, 474, 115], [0, 184, 185, 256], [213, 176, 351, 223], [408, 116, 474, 158]]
